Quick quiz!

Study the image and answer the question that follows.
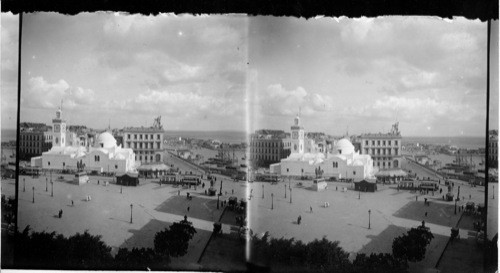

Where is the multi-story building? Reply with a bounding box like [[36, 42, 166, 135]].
[[359, 122, 402, 169], [489, 135, 498, 168], [250, 130, 290, 168], [121, 117, 165, 164], [19, 129, 52, 160]]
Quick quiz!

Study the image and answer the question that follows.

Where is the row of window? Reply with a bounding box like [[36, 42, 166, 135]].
[[126, 141, 161, 150], [46, 161, 119, 169], [251, 154, 281, 161], [126, 133, 161, 141], [365, 148, 399, 156], [251, 141, 283, 148], [364, 140, 399, 147], [250, 148, 282, 154], [374, 161, 392, 168], [284, 167, 356, 176]]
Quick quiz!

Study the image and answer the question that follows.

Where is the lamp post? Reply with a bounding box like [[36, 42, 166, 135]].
[[454, 199, 457, 215], [217, 194, 220, 209], [368, 209, 371, 229], [358, 190, 361, 200], [130, 204, 133, 223], [271, 193, 274, 210], [220, 179, 223, 195], [493, 185, 495, 200], [120, 185, 123, 194], [23, 178, 26, 192], [45, 177, 48, 192], [262, 184, 264, 199], [289, 187, 292, 203], [51, 181, 54, 197], [32, 186, 35, 203], [284, 184, 287, 198]]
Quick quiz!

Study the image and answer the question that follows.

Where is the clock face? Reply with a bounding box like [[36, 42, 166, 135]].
[[299, 131, 304, 138], [61, 124, 66, 132], [54, 124, 60, 132], [292, 132, 298, 139]]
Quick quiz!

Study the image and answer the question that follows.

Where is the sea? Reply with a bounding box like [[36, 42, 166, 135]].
[[164, 130, 249, 145], [2, 128, 486, 150], [402, 136, 486, 150]]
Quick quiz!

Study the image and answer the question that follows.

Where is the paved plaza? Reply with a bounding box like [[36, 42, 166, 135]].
[[2, 169, 248, 270], [248, 159, 497, 272]]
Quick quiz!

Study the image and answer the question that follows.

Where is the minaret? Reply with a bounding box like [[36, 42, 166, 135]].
[[52, 106, 67, 147], [290, 111, 304, 154]]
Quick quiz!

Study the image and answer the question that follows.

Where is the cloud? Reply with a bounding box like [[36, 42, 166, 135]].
[[258, 84, 334, 117], [23, 77, 95, 110], [104, 88, 243, 119], [350, 96, 481, 123]]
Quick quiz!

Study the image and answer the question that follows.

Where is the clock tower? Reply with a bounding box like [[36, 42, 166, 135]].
[[290, 114, 304, 154], [52, 108, 66, 147]]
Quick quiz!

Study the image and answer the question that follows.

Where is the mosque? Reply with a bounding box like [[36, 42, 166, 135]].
[[269, 115, 376, 181], [31, 108, 137, 173]]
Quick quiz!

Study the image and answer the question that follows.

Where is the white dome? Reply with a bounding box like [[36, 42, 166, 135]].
[[97, 132, 117, 149], [334, 138, 355, 155]]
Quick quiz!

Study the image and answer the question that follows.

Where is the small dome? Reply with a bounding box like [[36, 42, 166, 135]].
[[334, 138, 355, 155], [97, 132, 117, 149]]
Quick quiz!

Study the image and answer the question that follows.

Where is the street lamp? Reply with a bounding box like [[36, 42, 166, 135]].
[[130, 204, 133, 223], [217, 194, 220, 209], [32, 186, 35, 203], [289, 187, 292, 203], [368, 209, 371, 229], [23, 178, 26, 192], [220, 179, 223, 195], [262, 184, 264, 199], [45, 177, 48, 192], [271, 193, 274, 210], [454, 199, 457, 215], [359, 190, 361, 200], [51, 181, 54, 197], [493, 185, 495, 200], [284, 184, 287, 198], [120, 185, 123, 194]]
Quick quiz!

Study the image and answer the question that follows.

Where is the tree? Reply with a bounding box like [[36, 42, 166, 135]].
[[154, 217, 197, 258], [392, 226, 434, 262], [114, 247, 165, 270], [351, 253, 409, 273]]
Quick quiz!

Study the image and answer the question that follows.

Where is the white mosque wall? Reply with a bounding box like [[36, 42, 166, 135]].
[[275, 157, 370, 181]]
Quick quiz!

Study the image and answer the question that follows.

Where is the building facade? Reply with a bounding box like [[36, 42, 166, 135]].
[[19, 130, 52, 160], [250, 133, 291, 168], [270, 115, 375, 181], [359, 122, 403, 169], [122, 126, 165, 164], [32, 108, 137, 174]]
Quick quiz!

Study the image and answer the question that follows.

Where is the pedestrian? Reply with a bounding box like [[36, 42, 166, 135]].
[[71, 200, 74, 206], [187, 206, 190, 212], [424, 198, 427, 204], [202, 183, 205, 188], [178, 190, 180, 196], [336, 186, 338, 191], [469, 194, 471, 200], [232, 189, 234, 194], [310, 206, 313, 213], [425, 212, 428, 217], [205, 189, 207, 195], [98, 180, 99, 185], [298, 215, 302, 225]]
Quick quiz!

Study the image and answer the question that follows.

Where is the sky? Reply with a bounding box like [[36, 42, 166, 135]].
[[1, 13, 498, 137]]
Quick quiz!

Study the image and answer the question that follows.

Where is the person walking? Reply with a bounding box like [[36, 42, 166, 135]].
[[310, 206, 313, 213], [232, 189, 234, 194], [187, 206, 190, 212], [425, 212, 428, 217], [298, 215, 302, 225], [71, 200, 74, 206], [178, 190, 180, 196]]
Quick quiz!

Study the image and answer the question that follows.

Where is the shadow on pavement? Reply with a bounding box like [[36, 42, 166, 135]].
[[393, 201, 460, 227], [155, 195, 222, 222]]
